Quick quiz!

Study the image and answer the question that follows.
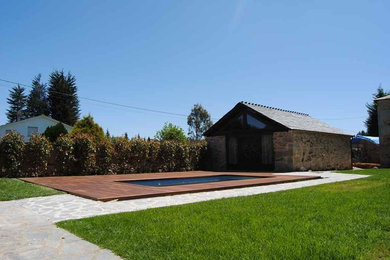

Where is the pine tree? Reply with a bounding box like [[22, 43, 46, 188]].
[[365, 86, 388, 136], [47, 70, 80, 125], [26, 74, 49, 117], [6, 85, 27, 123]]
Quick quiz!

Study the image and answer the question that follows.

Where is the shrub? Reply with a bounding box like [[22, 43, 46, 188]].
[[96, 138, 114, 174], [54, 135, 75, 175], [0, 131, 25, 177], [70, 115, 105, 142], [146, 140, 160, 172], [128, 138, 149, 173], [159, 141, 177, 172], [72, 134, 96, 174], [23, 134, 52, 177], [155, 123, 187, 142], [112, 137, 132, 173], [43, 123, 68, 142]]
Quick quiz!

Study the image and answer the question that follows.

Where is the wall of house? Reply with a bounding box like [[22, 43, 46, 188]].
[[273, 132, 294, 171], [290, 130, 351, 171], [0, 117, 72, 142], [205, 136, 226, 171], [274, 130, 352, 171], [377, 98, 390, 167]]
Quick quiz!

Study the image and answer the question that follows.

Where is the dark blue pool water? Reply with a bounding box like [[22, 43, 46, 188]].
[[123, 175, 262, 187]]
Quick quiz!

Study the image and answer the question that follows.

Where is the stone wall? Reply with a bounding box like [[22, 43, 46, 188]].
[[376, 98, 390, 167], [273, 132, 293, 171], [205, 136, 226, 171], [290, 130, 351, 171]]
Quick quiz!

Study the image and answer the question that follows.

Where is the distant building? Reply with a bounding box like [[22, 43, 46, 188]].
[[0, 115, 72, 142], [375, 95, 390, 167], [204, 102, 352, 172]]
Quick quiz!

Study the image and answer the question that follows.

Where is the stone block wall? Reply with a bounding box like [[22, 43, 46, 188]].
[[205, 136, 226, 171], [290, 130, 351, 171], [376, 98, 390, 167], [274, 130, 352, 171], [273, 132, 293, 171]]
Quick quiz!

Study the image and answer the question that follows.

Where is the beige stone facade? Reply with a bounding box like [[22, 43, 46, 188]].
[[207, 131, 352, 172]]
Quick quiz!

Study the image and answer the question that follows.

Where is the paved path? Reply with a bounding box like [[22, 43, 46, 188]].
[[0, 171, 368, 259]]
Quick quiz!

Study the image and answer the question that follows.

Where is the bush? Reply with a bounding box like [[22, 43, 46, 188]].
[[43, 123, 68, 142], [96, 138, 114, 174], [112, 137, 132, 173], [23, 134, 52, 177], [70, 115, 105, 141], [128, 138, 149, 173], [72, 134, 96, 174], [155, 123, 187, 142], [0, 131, 25, 177], [54, 135, 75, 175]]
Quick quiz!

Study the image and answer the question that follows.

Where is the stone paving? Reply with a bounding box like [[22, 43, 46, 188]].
[[0, 171, 368, 259]]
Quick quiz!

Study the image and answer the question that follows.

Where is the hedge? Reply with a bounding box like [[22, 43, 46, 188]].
[[0, 132, 207, 177]]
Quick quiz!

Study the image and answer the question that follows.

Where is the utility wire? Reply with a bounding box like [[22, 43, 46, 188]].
[[0, 78, 188, 118], [0, 77, 364, 121]]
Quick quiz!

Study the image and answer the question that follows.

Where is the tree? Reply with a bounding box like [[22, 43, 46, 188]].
[[69, 115, 105, 141], [106, 129, 111, 138], [48, 70, 80, 125], [357, 130, 367, 136], [187, 104, 213, 141], [155, 122, 187, 142], [26, 74, 49, 117], [6, 85, 27, 123], [43, 123, 68, 142], [365, 86, 388, 136]]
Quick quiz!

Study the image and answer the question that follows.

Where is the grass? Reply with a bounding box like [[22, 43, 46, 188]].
[[57, 169, 390, 260], [0, 178, 63, 201]]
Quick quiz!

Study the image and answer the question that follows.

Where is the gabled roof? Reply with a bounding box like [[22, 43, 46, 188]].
[[0, 115, 73, 130], [375, 95, 390, 101], [205, 102, 352, 136]]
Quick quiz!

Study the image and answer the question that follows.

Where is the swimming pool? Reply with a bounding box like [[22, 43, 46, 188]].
[[122, 175, 263, 187]]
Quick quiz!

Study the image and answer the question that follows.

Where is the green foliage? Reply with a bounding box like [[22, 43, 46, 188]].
[[72, 134, 96, 174], [54, 135, 75, 175], [48, 70, 80, 125], [96, 138, 114, 174], [155, 123, 187, 142], [58, 169, 390, 260], [0, 134, 206, 177], [365, 86, 389, 136], [43, 123, 68, 142], [0, 131, 25, 177], [187, 104, 213, 140], [6, 85, 27, 123], [23, 134, 52, 177], [26, 74, 50, 117], [70, 115, 105, 141]]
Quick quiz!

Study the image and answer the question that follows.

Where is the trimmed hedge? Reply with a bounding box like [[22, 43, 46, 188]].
[[0, 132, 207, 177]]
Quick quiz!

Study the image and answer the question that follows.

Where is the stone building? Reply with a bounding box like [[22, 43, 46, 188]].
[[375, 95, 390, 167], [204, 102, 352, 172]]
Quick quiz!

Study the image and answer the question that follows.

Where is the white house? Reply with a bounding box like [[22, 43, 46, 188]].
[[0, 115, 73, 141]]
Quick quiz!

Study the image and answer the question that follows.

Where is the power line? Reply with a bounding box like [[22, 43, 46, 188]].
[[0, 78, 188, 118]]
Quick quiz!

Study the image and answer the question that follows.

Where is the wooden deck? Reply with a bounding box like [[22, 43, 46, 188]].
[[21, 171, 321, 201]]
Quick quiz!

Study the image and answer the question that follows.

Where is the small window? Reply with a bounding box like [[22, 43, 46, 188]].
[[27, 126, 38, 137], [247, 114, 267, 129]]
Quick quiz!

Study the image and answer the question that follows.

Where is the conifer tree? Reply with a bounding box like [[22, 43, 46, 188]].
[[47, 70, 80, 125], [365, 86, 388, 136], [26, 74, 49, 117], [6, 85, 27, 122]]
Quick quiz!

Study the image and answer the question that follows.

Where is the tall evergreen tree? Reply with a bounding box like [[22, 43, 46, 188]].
[[187, 104, 213, 141], [47, 70, 80, 125], [26, 74, 49, 117], [365, 86, 388, 136], [6, 85, 27, 123]]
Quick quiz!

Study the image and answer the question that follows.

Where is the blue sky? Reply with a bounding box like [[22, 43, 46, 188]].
[[0, 0, 389, 137]]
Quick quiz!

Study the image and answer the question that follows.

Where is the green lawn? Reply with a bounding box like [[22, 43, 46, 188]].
[[58, 169, 390, 260], [0, 178, 63, 201]]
